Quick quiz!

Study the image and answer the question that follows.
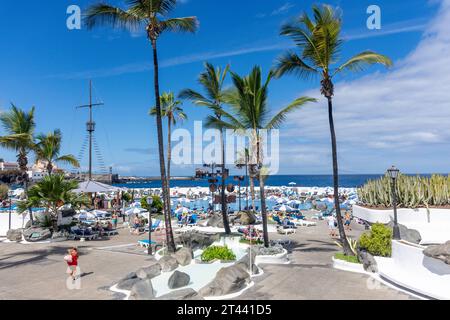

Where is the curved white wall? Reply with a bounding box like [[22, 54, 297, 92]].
[[375, 240, 450, 300], [353, 205, 450, 245]]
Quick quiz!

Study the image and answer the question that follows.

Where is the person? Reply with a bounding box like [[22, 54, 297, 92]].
[[344, 211, 352, 231], [111, 213, 118, 229], [65, 247, 79, 282], [327, 215, 337, 237], [133, 215, 141, 235]]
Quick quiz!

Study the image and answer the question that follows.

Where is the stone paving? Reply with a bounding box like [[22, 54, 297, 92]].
[[0, 215, 414, 300]]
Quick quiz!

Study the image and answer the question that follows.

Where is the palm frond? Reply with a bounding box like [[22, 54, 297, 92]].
[[55, 155, 80, 168], [334, 51, 393, 75], [84, 4, 144, 31], [273, 51, 318, 79], [265, 97, 317, 130], [160, 16, 199, 33]]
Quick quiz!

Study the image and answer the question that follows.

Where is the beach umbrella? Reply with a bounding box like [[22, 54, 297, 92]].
[[125, 207, 147, 216], [175, 207, 190, 215], [75, 212, 96, 220], [275, 204, 294, 213], [74, 180, 121, 193]]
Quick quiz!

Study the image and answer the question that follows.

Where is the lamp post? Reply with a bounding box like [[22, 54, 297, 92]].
[[387, 166, 401, 240], [8, 190, 13, 231], [147, 197, 153, 255]]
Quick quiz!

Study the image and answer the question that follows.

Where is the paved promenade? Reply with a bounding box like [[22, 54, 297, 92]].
[[0, 216, 414, 300]]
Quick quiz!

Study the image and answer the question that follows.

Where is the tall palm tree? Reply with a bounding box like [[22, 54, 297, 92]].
[[208, 66, 316, 247], [85, 0, 198, 253], [0, 104, 36, 223], [179, 62, 232, 234], [273, 5, 392, 255], [150, 92, 187, 184], [34, 129, 80, 175]]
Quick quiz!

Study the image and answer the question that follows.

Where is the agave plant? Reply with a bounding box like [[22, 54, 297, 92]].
[[357, 174, 450, 208]]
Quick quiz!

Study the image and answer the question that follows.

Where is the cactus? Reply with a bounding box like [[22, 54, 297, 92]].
[[357, 174, 450, 208]]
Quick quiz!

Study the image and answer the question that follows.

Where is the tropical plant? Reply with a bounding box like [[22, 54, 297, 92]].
[[34, 129, 80, 175], [0, 104, 36, 222], [201, 245, 236, 262], [149, 92, 187, 184], [85, 0, 198, 253], [273, 4, 392, 255], [357, 174, 450, 208], [0, 184, 8, 200], [358, 223, 392, 257], [335, 236, 358, 256], [17, 174, 88, 231], [207, 66, 316, 247], [179, 62, 232, 234], [140, 195, 163, 213]]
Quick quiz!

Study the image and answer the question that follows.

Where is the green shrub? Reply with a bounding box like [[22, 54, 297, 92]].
[[201, 245, 236, 262], [334, 252, 360, 264], [358, 223, 392, 257]]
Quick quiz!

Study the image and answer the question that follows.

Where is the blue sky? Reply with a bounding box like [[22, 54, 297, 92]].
[[0, 0, 447, 176]]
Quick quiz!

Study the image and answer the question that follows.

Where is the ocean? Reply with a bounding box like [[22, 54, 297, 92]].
[[113, 174, 386, 189]]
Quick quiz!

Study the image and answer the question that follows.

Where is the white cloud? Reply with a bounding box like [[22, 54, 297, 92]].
[[279, 0, 450, 174]]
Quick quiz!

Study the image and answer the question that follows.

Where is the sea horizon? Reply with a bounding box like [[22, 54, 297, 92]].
[[113, 173, 447, 189]]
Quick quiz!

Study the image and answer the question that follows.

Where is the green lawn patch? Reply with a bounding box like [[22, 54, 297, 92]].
[[334, 252, 360, 264]]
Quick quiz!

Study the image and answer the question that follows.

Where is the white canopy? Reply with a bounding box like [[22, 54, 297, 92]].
[[125, 207, 148, 216], [74, 180, 121, 194]]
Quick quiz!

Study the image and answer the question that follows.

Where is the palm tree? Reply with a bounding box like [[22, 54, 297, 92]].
[[207, 66, 316, 247], [149, 92, 187, 183], [179, 62, 232, 234], [17, 174, 88, 232], [0, 104, 36, 223], [273, 4, 392, 255], [34, 129, 80, 175], [85, 0, 198, 253]]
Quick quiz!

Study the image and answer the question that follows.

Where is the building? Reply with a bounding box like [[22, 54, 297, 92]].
[[0, 159, 19, 171]]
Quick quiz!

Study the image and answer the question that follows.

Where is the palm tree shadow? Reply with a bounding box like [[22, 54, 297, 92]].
[[0, 245, 91, 270]]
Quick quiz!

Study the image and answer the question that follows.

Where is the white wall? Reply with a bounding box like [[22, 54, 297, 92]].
[[375, 240, 450, 300], [353, 205, 450, 245]]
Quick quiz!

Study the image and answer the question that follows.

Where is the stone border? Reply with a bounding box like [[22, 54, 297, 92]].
[[332, 256, 368, 274], [255, 248, 289, 265]]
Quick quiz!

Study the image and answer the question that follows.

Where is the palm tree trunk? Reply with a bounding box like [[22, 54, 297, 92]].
[[256, 137, 269, 247], [220, 129, 231, 234], [249, 175, 256, 211], [258, 172, 269, 248], [151, 39, 176, 253], [167, 118, 172, 186], [19, 153, 33, 225], [327, 97, 352, 255]]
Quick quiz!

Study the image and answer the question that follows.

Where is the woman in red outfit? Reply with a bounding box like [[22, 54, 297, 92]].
[[65, 247, 79, 281]]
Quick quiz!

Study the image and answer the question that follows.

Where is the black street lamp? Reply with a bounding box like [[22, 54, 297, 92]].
[[387, 165, 401, 240], [147, 197, 153, 255], [8, 190, 13, 231]]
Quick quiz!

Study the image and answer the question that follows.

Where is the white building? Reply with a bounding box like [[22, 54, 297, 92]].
[[0, 159, 19, 171]]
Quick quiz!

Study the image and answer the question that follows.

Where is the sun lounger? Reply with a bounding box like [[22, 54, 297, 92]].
[[277, 226, 296, 235], [138, 239, 157, 248]]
